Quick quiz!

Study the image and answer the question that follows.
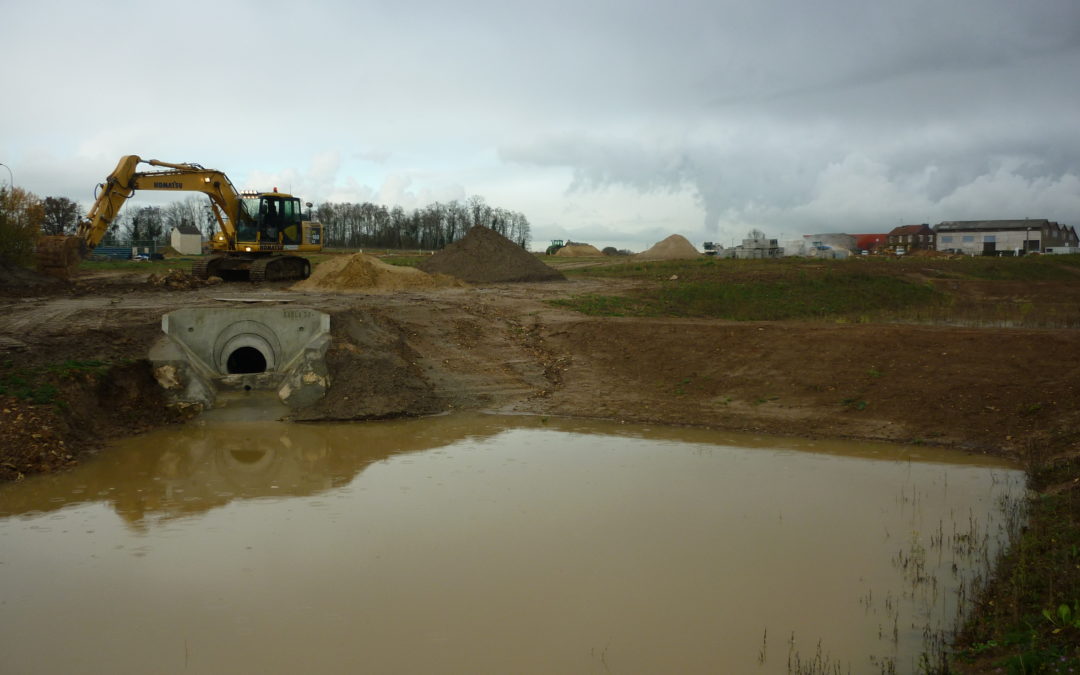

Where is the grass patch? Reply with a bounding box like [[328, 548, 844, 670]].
[[553, 271, 942, 321], [953, 254, 1080, 281], [554, 256, 1080, 325], [79, 258, 193, 274], [949, 447, 1080, 672], [0, 359, 113, 405]]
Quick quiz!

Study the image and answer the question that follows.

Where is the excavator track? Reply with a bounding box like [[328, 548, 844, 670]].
[[249, 257, 270, 283], [250, 255, 311, 282], [190, 255, 226, 280]]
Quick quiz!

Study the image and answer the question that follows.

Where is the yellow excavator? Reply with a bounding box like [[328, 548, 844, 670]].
[[36, 155, 323, 281]]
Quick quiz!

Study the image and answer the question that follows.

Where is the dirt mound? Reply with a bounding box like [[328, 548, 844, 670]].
[[0, 258, 62, 292], [634, 234, 702, 260], [292, 253, 464, 293], [555, 244, 603, 257], [419, 226, 565, 283], [146, 268, 222, 290]]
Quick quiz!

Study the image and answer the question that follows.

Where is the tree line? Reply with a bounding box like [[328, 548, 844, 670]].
[[0, 188, 531, 265], [315, 196, 530, 250]]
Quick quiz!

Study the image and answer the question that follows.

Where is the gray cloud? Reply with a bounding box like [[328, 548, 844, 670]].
[[2, 0, 1078, 250]]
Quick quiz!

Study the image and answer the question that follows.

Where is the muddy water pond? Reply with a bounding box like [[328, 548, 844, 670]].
[[0, 407, 1023, 674]]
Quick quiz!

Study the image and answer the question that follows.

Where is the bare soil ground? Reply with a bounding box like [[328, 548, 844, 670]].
[[3, 258, 1080, 669], [2, 266, 1078, 481]]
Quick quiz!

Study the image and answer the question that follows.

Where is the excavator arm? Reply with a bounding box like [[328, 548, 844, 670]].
[[37, 155, 247, 278]]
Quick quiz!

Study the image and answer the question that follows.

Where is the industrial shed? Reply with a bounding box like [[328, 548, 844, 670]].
[[935, 220, 1079, 256]]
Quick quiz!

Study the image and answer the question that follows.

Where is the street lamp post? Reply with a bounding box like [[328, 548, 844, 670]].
[[0, 162, 13, 192]]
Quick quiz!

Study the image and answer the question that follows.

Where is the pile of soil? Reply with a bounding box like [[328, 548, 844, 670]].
[[147, 268, 222, 290], [555, 244, 603, 257], [292, 253, 464, 293], [419, 226, 565, 283], [0, 258, 62, 293], [634, 234, 702, 261], [0, 398, 74, 481]]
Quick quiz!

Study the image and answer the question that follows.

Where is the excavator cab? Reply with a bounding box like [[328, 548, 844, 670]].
[[238, 193, 303, 248]]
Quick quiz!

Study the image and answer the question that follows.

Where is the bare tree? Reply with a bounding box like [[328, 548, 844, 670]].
[[41, 196, 80, 236], [163, 196, 211, 239]]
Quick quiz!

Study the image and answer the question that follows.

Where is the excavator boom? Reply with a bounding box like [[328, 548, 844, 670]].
[[36, 155, 321, 281]]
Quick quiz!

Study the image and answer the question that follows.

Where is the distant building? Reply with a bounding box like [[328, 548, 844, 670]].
[[887, 224, 935, 251], [783, 233, 853, 258], [717, 232, 784, 259], [852, 233, 887, 252], [934, 220, 1078, 256], [170, 223, 203, 255]]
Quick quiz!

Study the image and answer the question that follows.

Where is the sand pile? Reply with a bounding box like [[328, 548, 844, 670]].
[[292, 253, 464, 293], [555, 244, 603, 257], [634, 234, 702, 261], [419, 226, 565, 283]]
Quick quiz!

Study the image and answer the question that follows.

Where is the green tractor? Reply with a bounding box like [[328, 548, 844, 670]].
[[545, 239, 565, 255]]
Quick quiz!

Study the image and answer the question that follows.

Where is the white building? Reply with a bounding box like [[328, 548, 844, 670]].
[[170, 223, 203, 255], [935, 220, 1079, 256]]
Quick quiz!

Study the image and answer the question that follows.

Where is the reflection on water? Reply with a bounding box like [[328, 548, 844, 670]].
[[0, 413, 1024, 674]]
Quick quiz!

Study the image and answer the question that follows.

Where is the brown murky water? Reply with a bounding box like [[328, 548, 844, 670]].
[[0, 404, 1024, 674]]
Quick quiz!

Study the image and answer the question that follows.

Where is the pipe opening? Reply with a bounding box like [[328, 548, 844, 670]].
[[227, 346, 268, 374]]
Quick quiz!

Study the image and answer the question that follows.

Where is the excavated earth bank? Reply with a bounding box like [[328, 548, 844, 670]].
[[3, 251, 1079, 671], [3, 264, 1079, 482]]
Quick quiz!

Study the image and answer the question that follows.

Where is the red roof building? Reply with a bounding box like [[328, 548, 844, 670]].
[[852, 234, 887, 251]]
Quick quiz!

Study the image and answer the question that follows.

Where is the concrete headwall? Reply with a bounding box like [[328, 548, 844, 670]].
[[150, 306, 331, 411]]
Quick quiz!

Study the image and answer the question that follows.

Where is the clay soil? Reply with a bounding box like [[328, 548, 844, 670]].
[[3, 256, 1080, 670], [2, 261, 1078, 479]]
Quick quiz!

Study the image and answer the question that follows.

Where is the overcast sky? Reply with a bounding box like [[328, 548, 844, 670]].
[[2, 0, 1078, 251]]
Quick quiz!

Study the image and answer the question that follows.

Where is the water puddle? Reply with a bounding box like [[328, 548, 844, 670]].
[[0, 411, 1024, 673]]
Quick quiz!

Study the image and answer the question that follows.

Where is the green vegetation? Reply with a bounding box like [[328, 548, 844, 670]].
[[554, 262, 943, 321], [78, 257, 194, 274], [841, 397, 868, 411], [0, 359, 113, 405], [948, 447, 1080, 672], [550, 255, 1080, 326], [952, 253, 1080, 281], [380, 254, 430, 267], [0, 186, 43, 266]]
